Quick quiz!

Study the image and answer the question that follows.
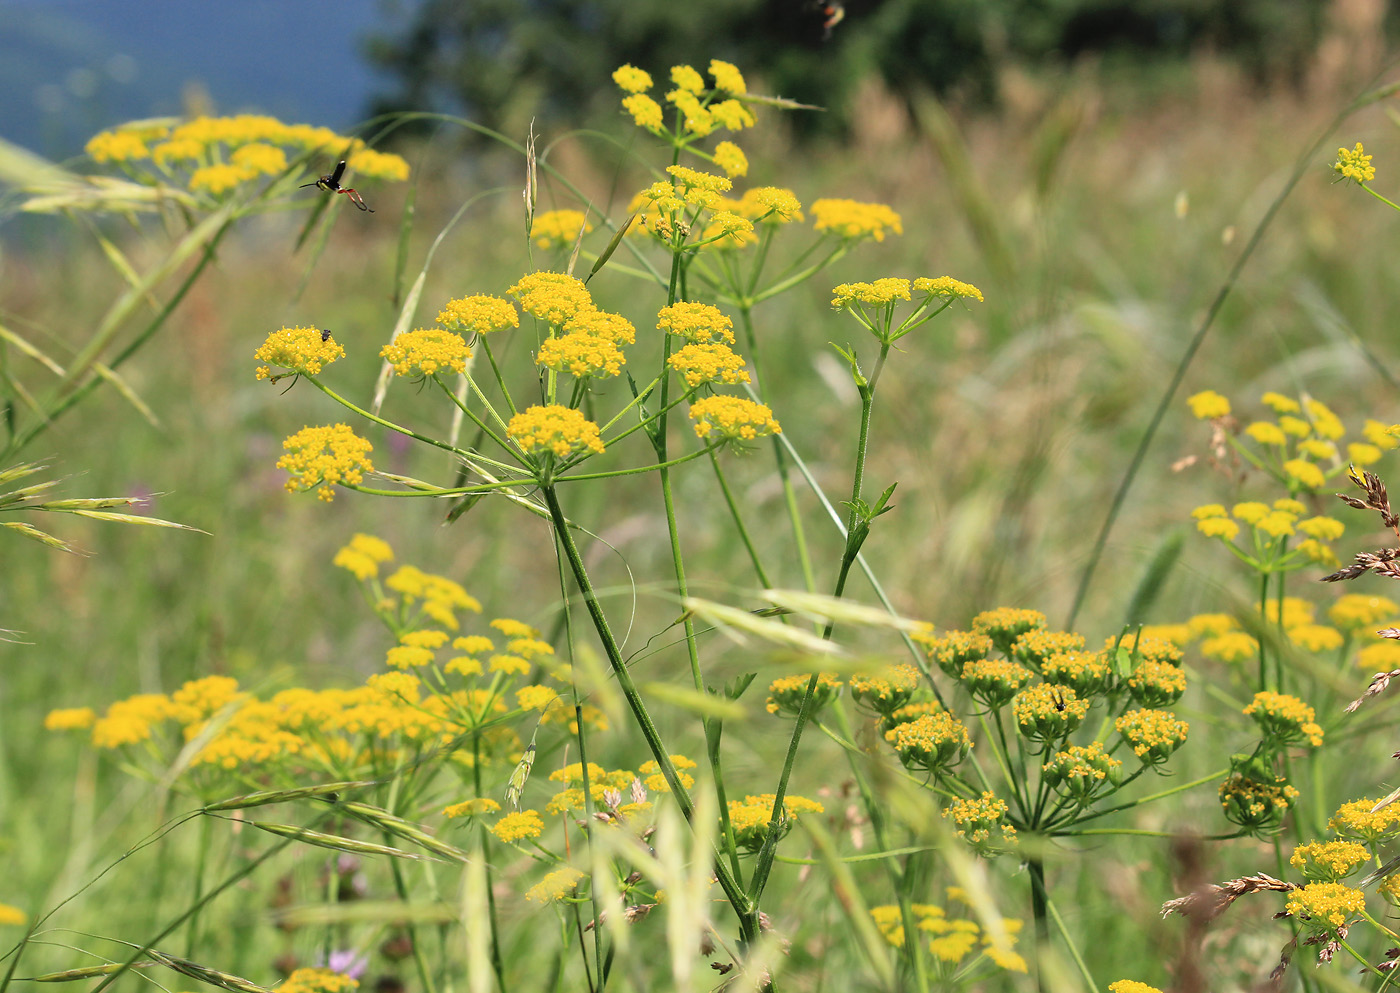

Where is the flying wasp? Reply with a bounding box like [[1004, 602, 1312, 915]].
[[301, 160, 374, 212]]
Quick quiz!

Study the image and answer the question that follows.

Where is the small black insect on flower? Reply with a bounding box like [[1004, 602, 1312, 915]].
[[301, 160, 373, 212], [320, 329, 333, 342]]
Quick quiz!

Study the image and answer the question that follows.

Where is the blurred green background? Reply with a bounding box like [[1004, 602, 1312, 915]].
[[5, 0, 1400, 987]]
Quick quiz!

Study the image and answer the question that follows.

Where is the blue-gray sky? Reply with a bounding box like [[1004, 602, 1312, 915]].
[[2, 0, 400, 159]]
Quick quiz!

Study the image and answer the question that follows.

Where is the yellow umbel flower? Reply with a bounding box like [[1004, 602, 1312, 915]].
[[278, 424, 374, 501], [333, 533, 394, 580], [189, 163, 249, 195], [667, 342, 750, 388], [915, 276, 985, 301], [943, 792, 1017, 849], [811, 198, 903, 241], [832, 279, 912, 308], [884, 711, 972, 774], [1290, 840, 1369, 882], [443, 797, 501, 819], [1286, 882, 1365, 935], [688, 396, 781, 441], [612, 64, 653, 93], [848, 664, 921, 715], [531, 209, 592, 249], [564, 309, 636, 344], [525, 867, 587, 904], [508, 271, 595, 325], [709, 59, 747, 95], [0, 904, 27, 927], [971, 607, 1046, 655], [670, 64, 706, 93], [1114, 708, 1188, 765], [254, 325, 344, 380], [437, 294, 519, 335], [666, 89, 716, 136], [280, 967, 359, 993], [508, 405, 605, 459], [622, 93, 665, 131], [1330, 797, 1400, 843], [766, 672, 842, 717], [1108, 983, 1163, 993], [536, 332, 625, 379], [710, 99, 756, 131], [492, 809, 544, 842], [1186, 389, 1230, 419], [1334, 142, 1375, 183], [713, 141, 748, 178], [380, 328, 470, 377], [656, 301, 735, 343], [1329, 593, 1399, 629], [86, 127, 158, 162], [1245, 421, 1287, 446], [736, 187, 803, 223], [1244, 691, 1323, 747], [44, 707, 96, 731]]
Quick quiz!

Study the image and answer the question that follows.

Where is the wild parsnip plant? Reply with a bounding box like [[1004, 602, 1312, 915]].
[[25, 57, 1400, 993]]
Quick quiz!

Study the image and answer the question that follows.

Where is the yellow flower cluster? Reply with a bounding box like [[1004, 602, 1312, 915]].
[[508, 271, 595, 326], [765, 672, 843, 717], [688, 396, 781, 441], [1243, 691, 1324, 747], [848, 664, 922, 714], [734, 187, 804, 224], [525, 866, 586, 904], [85, 115, 410, 196], [507, 404, 606, 459], [656, 301, 735, 343], [564, 309, 636, 344], [810, 198, 903, 242], [536, 333, 625, 379], [1334, 142, 1375, 184], [727, 794, 823, 852], [1218, 771, 1298, 830], [280, 967, 359, 993], [1290, 840, 1369, 882], [971, 607, 1047, 655], [884, 711, 972, 774], [332, 532, 394, 580], [1042, 742, 1121, 801], [437, 294, 520, 336], [915, 276, 985, 301], [254, 325, 344, 380], [870, 901, 1026, 971], [1330, 797, 1400, 843], [1191, 500, 1344, 566], [831, 278, 912, 308], [962, 657, 1035, 709], [1285, 882, 1365, 934], [277, 424, 374, 501], [712, 141, 748, 178], [667, 342, 750, 388], [530, 209, 592, 249], [612, 59, 755, 139], [943, 792, 1017, 848], [1114, 708, 1188, 765], [380, 328, 471, 377]]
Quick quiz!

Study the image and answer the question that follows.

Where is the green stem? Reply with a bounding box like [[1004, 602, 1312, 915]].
[[385, 831, 438, 993], [540, 482, 758, 942]]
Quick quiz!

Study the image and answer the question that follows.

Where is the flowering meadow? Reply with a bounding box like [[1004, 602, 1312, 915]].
[[7, 53, 1400, 993]]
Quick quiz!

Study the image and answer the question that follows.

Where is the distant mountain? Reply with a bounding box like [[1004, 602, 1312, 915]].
[[0, 0, 395, 160]]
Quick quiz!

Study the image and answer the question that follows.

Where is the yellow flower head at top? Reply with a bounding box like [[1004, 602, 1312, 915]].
[[668, 342, 750, 388], [380, 328, 471, 377], [709, 59, 747, 95], [670, 64, 706, 94], [279, 967, 359, 993], [612, 64, 653, 94], [508, 271, 595, 326], [657, 301, 735, 344], [254, 325, 344, 381], [531, 209, 592, 249], [508, 405, 605, 460], [689, 396, 781, 442], [811, 198, 903, 241], [832, 279, 912, 309], [916, 276, 984, 302], [622, 93, 665, 131], [437, 294, 520, 336], [1335, 142, 1375, 184], [277, 424, 374, 502]]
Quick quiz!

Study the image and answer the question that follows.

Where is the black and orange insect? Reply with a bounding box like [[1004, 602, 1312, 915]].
[[301, 160, 373, 212], [819, 2, 845, 40]]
